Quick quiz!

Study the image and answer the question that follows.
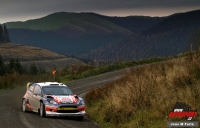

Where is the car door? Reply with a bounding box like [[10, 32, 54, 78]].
[[26, 84, 35, 109], [29, 85, 42, 111]]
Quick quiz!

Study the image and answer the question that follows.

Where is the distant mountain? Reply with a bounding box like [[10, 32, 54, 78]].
[[141, 9, 200, 35], [89, 13, 164, 34], [6, 12, 132, 35], [5, 10, 200, 62], [5, 12, 161, 58], [80, 9, 200, 61], [6, 12, 136, 57]]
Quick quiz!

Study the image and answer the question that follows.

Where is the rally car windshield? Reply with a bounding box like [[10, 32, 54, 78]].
[[42, 86, 74, 95]]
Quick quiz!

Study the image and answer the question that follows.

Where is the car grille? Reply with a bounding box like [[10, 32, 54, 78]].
[[57, 106, 79, 113], [57, 110, 79, 113]]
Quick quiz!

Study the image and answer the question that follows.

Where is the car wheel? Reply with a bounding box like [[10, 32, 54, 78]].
[[76, 116, 84, 121], [40, 102, 46, 117], [21, 99, 27, 112]]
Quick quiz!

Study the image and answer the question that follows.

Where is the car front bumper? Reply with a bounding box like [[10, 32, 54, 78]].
[[46, 111, 86, 117], [45, 105, 86, 117]]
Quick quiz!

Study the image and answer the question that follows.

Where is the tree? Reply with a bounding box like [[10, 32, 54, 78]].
[[0, 24, 3, 42], [38, 66, 46, 75], [0, 54, 5, 75], [14, 59, 23, 74], [30, 63, 38, 75], [8, 58, 15, 74], [189, 28, 200, 51], [5, 58, 24, 74], [3, 24, 10, 42]]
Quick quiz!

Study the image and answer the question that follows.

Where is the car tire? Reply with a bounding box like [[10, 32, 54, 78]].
[[21, 99, 27, 112], [40, 102, 46, 117], [76, 116, 84, 121]]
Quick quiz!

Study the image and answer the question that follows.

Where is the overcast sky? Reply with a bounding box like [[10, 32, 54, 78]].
[[1, 0, 200, 23]]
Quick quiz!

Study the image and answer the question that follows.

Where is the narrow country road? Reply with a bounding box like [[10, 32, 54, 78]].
[[0, 68, 128, 128]]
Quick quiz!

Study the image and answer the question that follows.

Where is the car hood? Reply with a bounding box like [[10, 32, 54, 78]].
[[46, 95, 79, 104]]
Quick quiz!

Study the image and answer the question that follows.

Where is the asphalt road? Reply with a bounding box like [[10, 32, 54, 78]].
[[0, 69, 127, 128]]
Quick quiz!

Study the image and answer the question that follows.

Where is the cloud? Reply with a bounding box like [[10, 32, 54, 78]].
[[0, 0, 200, 23]]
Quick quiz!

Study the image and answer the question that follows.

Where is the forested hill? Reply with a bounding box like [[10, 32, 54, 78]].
[[5, 12, 162, 59], [141, 9, 200, 35], [89, 13, 164, 34], [80, 9, 200, 62], [0, 24, 10, 43], [6, 12, 133, 35]]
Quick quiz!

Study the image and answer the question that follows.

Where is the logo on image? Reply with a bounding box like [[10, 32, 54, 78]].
[[168, 102, 197, 120], [167, 102, 198, 127]]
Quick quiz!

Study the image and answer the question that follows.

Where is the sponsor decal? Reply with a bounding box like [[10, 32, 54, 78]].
[[52, 95, 78, 104], [45, 106, 58, 112]]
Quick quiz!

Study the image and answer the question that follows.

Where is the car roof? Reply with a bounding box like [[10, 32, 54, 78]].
[[35, 82, 67, 87]]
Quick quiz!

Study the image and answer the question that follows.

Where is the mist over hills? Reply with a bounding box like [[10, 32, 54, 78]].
[[5, 9, 200, 62]]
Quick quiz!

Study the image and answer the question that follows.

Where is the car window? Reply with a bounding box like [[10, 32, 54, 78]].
[[28, 84, 35, 92], [42, 87, 54, 95], [42, 86, 73, 95], [62, 87, 73, 95], [33, 85, 42, 95]]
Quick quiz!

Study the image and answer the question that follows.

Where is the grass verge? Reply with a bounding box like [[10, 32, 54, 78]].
[[60, 57, 171, 82], [85, 51, 200, 128]]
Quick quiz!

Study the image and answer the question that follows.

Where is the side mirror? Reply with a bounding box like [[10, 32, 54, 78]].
[[74, 95, 78, 99]]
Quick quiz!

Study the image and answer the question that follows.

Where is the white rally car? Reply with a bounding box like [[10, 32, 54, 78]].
[[21, 82, 86, 120]]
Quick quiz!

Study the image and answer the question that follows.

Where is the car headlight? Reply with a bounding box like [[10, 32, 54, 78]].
[[43, 100, 50, 105], [49, 100, 58, 105], [77, 99, 85, 105]]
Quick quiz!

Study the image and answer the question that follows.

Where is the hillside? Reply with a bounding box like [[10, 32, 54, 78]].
[[90, 13, 164, 34], [0, 43, 84, 70], [86, 52, 200, 128], [80, 29, 192, 61], [6, 12, 163, 34], [5, 12, 158, 57], [5, 10, 200, 62], [0, 42, 65, 61], [80, 9, 200, 62], [6, 12, 132, 35], [141, 9, 200, 35]]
